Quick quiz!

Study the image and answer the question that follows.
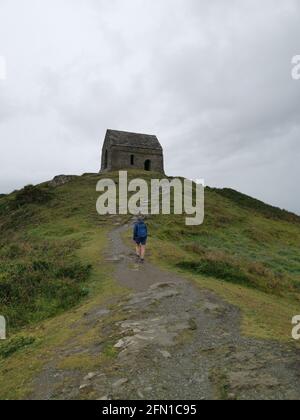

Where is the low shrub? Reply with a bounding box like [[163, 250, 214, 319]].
[[177, 259, 250, 286], [55, 262, 92, 282], [176, 253, 294, 296], [11, 185, 54, 209], [0, 241, 93, 328], [0, 336, 36, 359]]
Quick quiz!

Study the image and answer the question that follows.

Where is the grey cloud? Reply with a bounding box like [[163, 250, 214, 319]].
[[0, 0, 299, 213]]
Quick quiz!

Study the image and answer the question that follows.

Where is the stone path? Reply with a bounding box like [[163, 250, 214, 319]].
[[29, 224, 300, 400]]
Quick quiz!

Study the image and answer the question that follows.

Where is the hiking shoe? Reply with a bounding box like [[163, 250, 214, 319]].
[[140, 258, 145, 264]]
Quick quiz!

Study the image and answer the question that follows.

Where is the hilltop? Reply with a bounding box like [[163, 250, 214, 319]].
[[0, 171, 299, 399]]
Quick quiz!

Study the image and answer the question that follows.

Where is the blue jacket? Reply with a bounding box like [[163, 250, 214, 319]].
[[133, 221, 148, 240]]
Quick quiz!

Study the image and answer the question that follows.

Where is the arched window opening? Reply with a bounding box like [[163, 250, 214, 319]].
[[130, 155, 135, 166], [144, 159, 151, 171]]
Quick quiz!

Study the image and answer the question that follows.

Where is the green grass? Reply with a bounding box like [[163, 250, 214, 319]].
[[145, 185, 300, 300], [0, 271, 127, 399], [207, 187, 300, 224], [0, 170, 299, 399], [0, 242, 92, 327], [0, 172, 132, 399], [0, 336, 36, 359], [0, 229, 127, 399], [124, 173, 300, 342], [177, 259, 250, 286], [0, 180, 100, 329], [0, 173, 136, 331]]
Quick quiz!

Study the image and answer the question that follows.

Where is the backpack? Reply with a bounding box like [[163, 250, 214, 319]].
[[136, 222, 147, 238]]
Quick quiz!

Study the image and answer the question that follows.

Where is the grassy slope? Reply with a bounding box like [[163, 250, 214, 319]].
[[0, 173, 129, 399], [0, 171, 299, 398], [143, 184, 300, 342]]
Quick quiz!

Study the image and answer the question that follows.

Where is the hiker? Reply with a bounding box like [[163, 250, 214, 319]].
[[133, 216, 148, 263]]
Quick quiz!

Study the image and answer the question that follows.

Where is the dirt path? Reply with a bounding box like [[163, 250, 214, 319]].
[[30, 224, 300, 400]]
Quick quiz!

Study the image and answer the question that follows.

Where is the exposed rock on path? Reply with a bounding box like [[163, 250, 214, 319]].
[[29, 224, 300, 400]]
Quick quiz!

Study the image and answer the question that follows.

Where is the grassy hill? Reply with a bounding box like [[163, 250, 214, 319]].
[[143, 181, 300, 341], [0, 171, 299, 397]]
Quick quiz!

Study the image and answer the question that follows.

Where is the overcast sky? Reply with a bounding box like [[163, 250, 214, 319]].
[[0, 0, 299, 213]]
